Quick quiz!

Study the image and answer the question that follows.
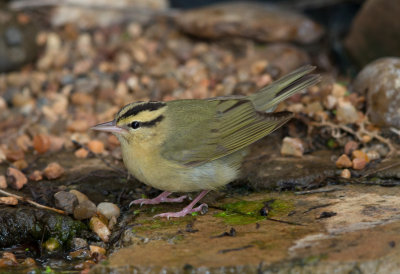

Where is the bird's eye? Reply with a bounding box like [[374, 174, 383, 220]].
[[130, 121, 140, 129]]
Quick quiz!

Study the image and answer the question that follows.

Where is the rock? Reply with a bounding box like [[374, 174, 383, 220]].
[[97, 202, 120, 220], [175, 2, 323, 44], [344, 141, 359, 155], [73, 200, 97, 220], [0, 13, 39, 72], [340, 169, 351, 179], [0, 176, 7, 189], [71, 237, 88, 251], [51, 0, 168, 28], [0, 197, 18, 205], [69, 190, 89, 204], [21, 257, 36, 267], [6, 167, 27, 190], [336, 99, 358, 124], [43, 162, 65, 179], [280, 137, 304, 157], [13, 159, 28, 170], [366, 150, 380, 161], [74, 148, 89, 158], [352, 150, 370, 163], [345, 0, 400, 66], [262, 44, 311, 76], [336, 154, 353, 169], [88, 140, 104, 154], [352, 158, 367, 170], [16, 135, 32, 152], [352, 57, 400, 128], [54, 191, 78, 214], [69, 249, 90, 260], [2, 252, 17, 264], [89, 245, 106, 255], [33, 134, 51, 154], [89, 216, 110, 242], [28, 170, 43, 181], [5, 149, 24, 162]]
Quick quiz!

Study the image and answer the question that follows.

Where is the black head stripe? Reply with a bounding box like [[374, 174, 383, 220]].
[[117, 102, 166, 122], [141, 115, 165, 127]]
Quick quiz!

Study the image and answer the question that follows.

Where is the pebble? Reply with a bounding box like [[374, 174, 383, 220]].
[[67, 120, 90, 132], [0, 176, 7, 189], [108, 216, 117, 230], [352, 158, 367, 170], [6, 149, 25, 162], [0, 197, 18, 205], [21, 257, 36, 267], [280, 137, 304, 157], [69, 249, 90, 260], [33, 134, 51, 154], [340, 169, 351, 179], [336, 99, 358, 124], [332, 83, 347, 98], [89, 245, 106, 255], [6, 167, 28, 190], [0, 148, 5, 163], [344, 140, 359, 155], [88, 140, 104, 154], [74, 148, 89, 158], [69, 189, 89, 204], [352, 57, 400, 128], [29, 170, 43, 181], [13, 159, 28, 170], [366, 150, 380, 161], [352, 150, 369, 162], [2, 252, 17, 264], [97, 202, 120, 220], [54, 191, 78, 214], [89, 216, 111, 242], [0, 258, 17, 267], [73, 200, 97, 220], [336, 154, 353, 169], [49, 136, 65, 152], [16, 135, 32, 152], [71, 237, 88, 251], [43, 162, 65, 179]]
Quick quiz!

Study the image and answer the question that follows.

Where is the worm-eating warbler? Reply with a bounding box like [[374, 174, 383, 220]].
[[92, 65, 320, 218]]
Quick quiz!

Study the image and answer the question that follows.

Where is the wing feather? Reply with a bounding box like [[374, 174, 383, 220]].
[[162, 99, 293, 166]]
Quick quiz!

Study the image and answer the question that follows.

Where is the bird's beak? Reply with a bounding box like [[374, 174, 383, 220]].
[[91, 120, 126, 133]]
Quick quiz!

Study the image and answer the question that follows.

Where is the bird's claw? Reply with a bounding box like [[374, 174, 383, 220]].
[[153, 203, 208, 219]]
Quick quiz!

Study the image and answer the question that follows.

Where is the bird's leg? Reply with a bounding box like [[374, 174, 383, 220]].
[[154, 190, 210, 219], [130, 191, 187, 207]]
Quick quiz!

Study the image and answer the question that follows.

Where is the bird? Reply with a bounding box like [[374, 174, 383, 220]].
[[91, 65, 320, 218]]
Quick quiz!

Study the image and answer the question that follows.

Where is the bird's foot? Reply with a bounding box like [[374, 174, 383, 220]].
[[153, 203, 208, 219], [130, 193, 187, 207]]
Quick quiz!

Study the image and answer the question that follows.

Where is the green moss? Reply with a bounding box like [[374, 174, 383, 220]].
[[134, 216, 193, 232], [214, 199, 294, 225]]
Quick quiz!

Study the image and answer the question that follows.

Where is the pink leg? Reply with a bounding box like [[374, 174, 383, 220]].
[[154, 190, 210, 219], [130, 191, 187, 207]]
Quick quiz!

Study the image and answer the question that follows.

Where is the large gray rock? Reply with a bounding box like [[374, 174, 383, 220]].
[[345, 0, 400, 66], [175, 2, 324, 44], [352, 57, 400, 128]]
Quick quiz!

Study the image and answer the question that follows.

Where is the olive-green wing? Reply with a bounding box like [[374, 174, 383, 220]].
[[161, 99, 293, 166]]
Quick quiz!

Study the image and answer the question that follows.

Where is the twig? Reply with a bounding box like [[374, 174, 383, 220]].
[[266, 217, 305, 226], [303, 203, 334, 214], [218, 245, 253, 254], [295, 187, 343, 195], [310, 120, 397, 156], [0, 189, 66, 214]]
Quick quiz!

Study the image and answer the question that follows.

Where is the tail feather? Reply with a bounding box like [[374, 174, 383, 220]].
[[250, 65, 320, 112]]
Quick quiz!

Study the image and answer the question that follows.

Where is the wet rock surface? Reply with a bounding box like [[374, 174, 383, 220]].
[[175, 2, 324, 44], [91, 184, 400, 273], [352, 57, 400, 128]]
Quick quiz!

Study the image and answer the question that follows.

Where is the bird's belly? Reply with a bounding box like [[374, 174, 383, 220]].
[[122, 148, 241, 192]]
